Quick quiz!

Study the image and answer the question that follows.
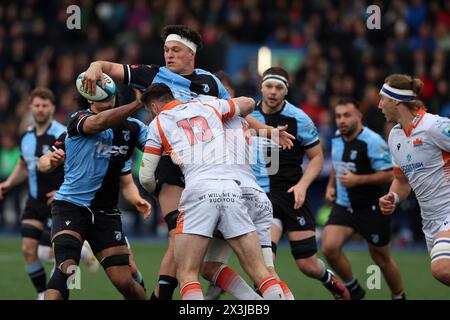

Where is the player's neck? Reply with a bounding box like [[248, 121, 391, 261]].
[[35, 118, 52, 136], [261, 101, 284, 114], [397, 108, 418, 132]]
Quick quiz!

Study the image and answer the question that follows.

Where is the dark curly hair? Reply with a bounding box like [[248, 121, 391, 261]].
[[161, 25, 203, 50]]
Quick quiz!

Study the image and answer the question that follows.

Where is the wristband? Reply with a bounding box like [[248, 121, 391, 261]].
[[390, 192, 400, 205]]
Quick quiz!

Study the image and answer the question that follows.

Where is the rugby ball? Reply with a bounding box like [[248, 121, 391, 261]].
[[76, 72, 116, 102]]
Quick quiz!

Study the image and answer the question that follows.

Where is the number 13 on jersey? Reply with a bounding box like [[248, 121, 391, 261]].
[[177, 116, 214, 145]]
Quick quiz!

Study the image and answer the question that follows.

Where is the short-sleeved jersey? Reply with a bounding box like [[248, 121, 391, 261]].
[[123, 64, 230, 102], [20, 120, 66, 202], [144, 99, 239, 188], [332, 127, 392, 208], [54, 109, 148, 209], [388, 109, 450, 221], [196, 95, 262, 191], [250, 101, 320, 192]]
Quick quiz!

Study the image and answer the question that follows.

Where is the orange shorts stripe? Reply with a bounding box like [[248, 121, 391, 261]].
[[393, 167, 403, 175], [175, 211, 185, 234]]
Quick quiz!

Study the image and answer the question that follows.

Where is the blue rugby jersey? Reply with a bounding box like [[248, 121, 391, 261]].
[[54, 110, 148, 209], [20, 120, 66, 202], [331, 127, 392, 208], [123, 64, 230, 102], [250, 101, 320, 192]]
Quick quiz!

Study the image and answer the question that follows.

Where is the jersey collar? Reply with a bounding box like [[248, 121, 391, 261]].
[[404, 108, 426, 137], [161, 100, 183, 112]]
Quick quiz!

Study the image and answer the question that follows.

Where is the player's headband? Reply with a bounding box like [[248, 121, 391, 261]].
[[379, 83, 416, 102], [262, 74, 288, 89], [165, 34, 197, 53]]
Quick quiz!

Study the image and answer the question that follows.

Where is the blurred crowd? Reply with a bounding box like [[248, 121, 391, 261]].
[[0, 0, 449, 243]]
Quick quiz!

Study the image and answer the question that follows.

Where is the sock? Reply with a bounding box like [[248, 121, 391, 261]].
[[180, 280, 204, 300], [392, 291, 406, 300], [26, 261, 47, 293], [279, 281, 295, 300], [318, 259, 333, 285], [345, 277, 362, 293], [37, 245, 54, 264], [133, 270, 146, 291], [156, 275, 178, 300], [213, 265, 262, 300], [258, 275, 285, 300]]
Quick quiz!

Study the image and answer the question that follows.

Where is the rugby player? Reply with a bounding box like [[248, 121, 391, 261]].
[[378, 74, 450, 286], [139, 83, 285, 300], [322, 97, 405, 299]]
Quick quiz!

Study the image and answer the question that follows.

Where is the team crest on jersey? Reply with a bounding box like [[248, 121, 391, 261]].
[[202, 84, 210, 93], [413, 138, 423, 147], [114, 231, 122, 241], [42, 145, 50, 155], [406, 154, 412, 162], [122, 130, 130, 141], [350, 150, 358, 160], [297, 216, 306, 226]]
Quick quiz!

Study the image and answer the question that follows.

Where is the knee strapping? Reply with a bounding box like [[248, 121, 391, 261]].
[[21, 224, 42, 240], [431, 237, 450, 262], [53, 234, 82, 266], [289, 236, 318, 259], [100, 253, 130, 270]]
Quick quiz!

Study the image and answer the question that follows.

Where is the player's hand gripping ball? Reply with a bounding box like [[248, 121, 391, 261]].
[[76, 72, 116, 102]]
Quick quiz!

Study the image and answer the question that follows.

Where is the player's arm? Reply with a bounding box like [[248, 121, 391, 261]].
[[0, 159, 28, 200], [38, 149, 65, 173], [337, 169, 393, 188], [139, 154, 161, 195], [139, 120, 163, 195], [38, 132, 67, 173], [81, 89, 142, 135], [245, 115, 295, 150], [288, 143, 324, 209], [82, 61, 125, 96], [120, 173, 151, 219], [379, 170, 411, 215], [325, 168, 337, 204], [230, 97, 255, 116]]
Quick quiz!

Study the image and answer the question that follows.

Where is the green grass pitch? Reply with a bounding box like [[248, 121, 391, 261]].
[[0, 236, 447, 300]]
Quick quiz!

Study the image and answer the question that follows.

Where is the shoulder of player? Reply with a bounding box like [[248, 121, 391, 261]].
[[20, 126, 35, 142], [47, 120, 67, 137], [357, 127, 385, 145], [281, 102, 313, 121]]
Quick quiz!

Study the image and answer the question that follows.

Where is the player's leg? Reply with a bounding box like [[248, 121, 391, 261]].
[[360, 209, 405, 298], [367, 243, 405, 298], [321, 225, 354, 280], [151, 183, 183, 300], [96, 245, 146, 299], [430, 229, 450, 286], [287, 229, 350, 300], [45, 229, 83, 300], [201, 237, 262, 300], [219, 183, 284, 300], [226, 231, 284, 300], [125, 236, 146, 291], [89, 213, 146, 300], [45, 201, 87, 300], [21, 218, 46, 298], [250, 189, 294, 299], [321, 224, 362, 298], [175, 233, 210, 300]]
